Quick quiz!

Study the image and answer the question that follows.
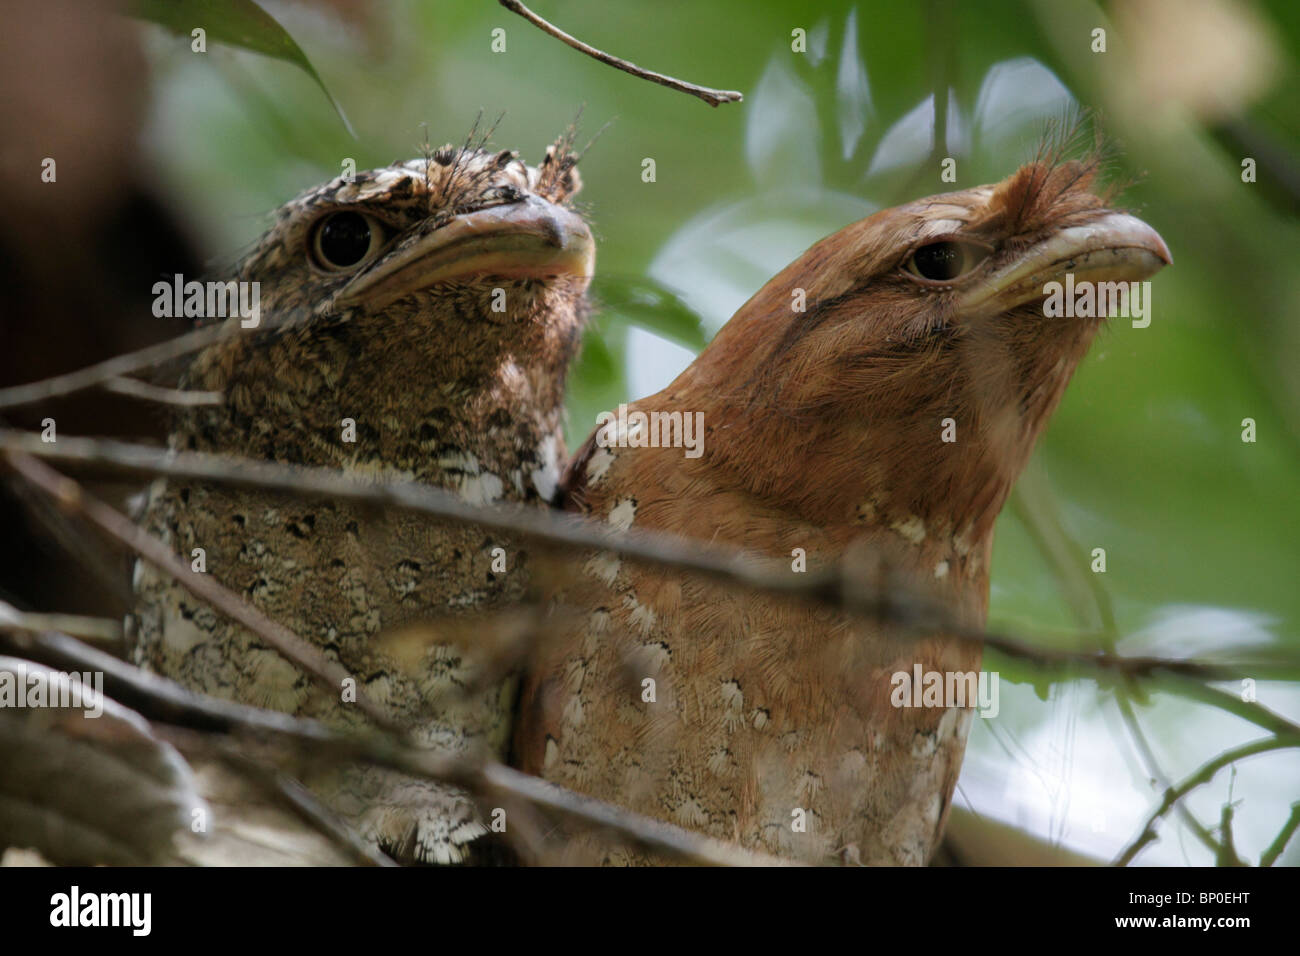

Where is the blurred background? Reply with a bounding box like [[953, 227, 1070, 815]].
[[1, 0, 1297, 864]]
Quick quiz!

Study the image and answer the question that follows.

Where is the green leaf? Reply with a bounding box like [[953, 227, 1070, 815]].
[[567, 325, 627, 450], [576, 328, 618, 388], [132, 0, 353, 137], [591, 275, 710, 352]]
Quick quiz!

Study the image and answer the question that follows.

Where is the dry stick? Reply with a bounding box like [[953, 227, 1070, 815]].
[[0, 627, 357, 741], [1113, 737, 1299, 866], [0, 324, 229, 410], [1, 450, 397, 732], [0, 601, 121, 645], [102, 376, 223, 407], [499, 0, 742, 107], [7, 430, 1300, 703], [0, 628, 785, 867], [1259, 803, 1300, 867]]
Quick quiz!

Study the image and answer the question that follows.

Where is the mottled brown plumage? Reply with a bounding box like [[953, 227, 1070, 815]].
[[515, 155, 1170, 865], [130, 131, 594, 863]]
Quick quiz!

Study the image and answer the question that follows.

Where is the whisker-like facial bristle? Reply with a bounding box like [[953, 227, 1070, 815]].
[[1022, 109, 1129, 213], [437, 111, 486, 207], [973, 116, 1122, 238]]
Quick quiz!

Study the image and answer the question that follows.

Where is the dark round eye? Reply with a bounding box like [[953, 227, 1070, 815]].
[[905, 241, 988, 282], [312, 211, 384, 270]]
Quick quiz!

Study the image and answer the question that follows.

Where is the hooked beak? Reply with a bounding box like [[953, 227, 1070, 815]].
[[333, 195, 594, 311], [958, 212, 1172, 315]]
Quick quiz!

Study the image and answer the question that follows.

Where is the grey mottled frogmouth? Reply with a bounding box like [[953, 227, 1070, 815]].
[[129, 133, 594, 863]]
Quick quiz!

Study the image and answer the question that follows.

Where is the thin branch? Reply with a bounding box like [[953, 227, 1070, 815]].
[[0, 601, 121, 646], [1114, 737, 1299, 866], [1214, 799, 1245, 866], [499, 0, 742, 107], [0, 324, 229, 410], [102, 376, 223, 407], [1260, 803, 1300, 867], [0, 627, 350, 740], [1114, 691, 1220, 858], [0, 449, 399, 732], [0, 627, 787, 867], [1159, 679, 1300, 745]]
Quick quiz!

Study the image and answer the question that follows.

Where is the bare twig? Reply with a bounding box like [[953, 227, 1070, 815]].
[[0, 601, 122, 645], [1259, 803, 1300, 867], [0, 627, 787, 866], [1158, 680, 1300, 746], [0, 627, 346, 740], [0, 449, 398, 732], [102, 376, 223, 407], [1214, 799, 1245, 866], [499, 0, 742, 107], [0, 324, 229, 410], [1114, 737, 1299, 866]]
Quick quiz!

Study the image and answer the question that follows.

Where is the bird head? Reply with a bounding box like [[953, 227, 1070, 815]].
[[233, 136, 593, 335], [672, 154, 1170, 551], [177, 131, 595, 461]]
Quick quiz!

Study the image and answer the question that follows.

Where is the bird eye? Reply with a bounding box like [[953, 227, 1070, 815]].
[[904, 241, 988, 282], [311, 211, 385, 271]]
